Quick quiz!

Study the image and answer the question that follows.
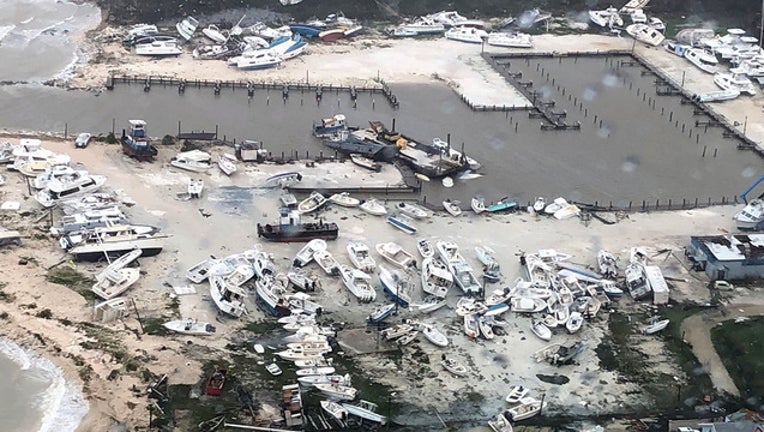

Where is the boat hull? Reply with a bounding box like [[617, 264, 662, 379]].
[[257, 222, 339, 242]]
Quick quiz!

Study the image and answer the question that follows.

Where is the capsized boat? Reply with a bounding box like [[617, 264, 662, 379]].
[[92, 267, 141, 300], [486, 32, 532, 48], [176, 16, 199, 40], [341, 400, 387, 425]]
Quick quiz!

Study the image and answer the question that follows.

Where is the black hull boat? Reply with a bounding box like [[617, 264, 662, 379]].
[[72, 246, 163, 262], [257, 208, 338, 242], [323, 130, 399, 162], [121, 120, 158, 162]]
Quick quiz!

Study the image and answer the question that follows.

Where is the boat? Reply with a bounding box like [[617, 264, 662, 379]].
[[287, 271, 318, 292], [429, 10, 485, 28], [93, 297, 129, 323], [441, 356, 468, 376], [442, 199, 462, 216], [397, 330, 419, 345], [292, 355, 330, 368], [257, 208, 339, 242], [50, 206, 127, 235], [692, 88, 741, 103], [202, 24, 228, 43], [409, 296, 448, 314], [234, 51, 281, 70], [487, 411, 514, 432], [626, 23, 665, 46], [349, 153, 381, 171], [186, 258, 213, 284], [74, 132, 92, 149], [217, 155, 236, 176], [444, 26, 487, 44], [684, 48, 719, 74], [268, 34, 308, 61], [280, 192, 297, 208], [735, 199, 764, 230], [419, 323, 448, 347], [475, 246, 497, 267], [32, 165, 78, 189], [620, 0, 651, 12], [120, 120, 158, 161], [368, 303, 397, 323], [319, 28, 345, 42], [505, 385, 529, 404], [510, 297, 547, 313], [595, 250, 618, 279], [442, 177, 454, 188], [321, 400, 348, 423], [288, 23, 325, 39], [163, 319, 217, 335], [360, 199, 387, 216], [462, 313, 479, 338], [298, 191, 328, 214], [313, 114, 350, 138], [642, 318, 670, 334], [187, 179, 204, 199], [314, 250, 340, 276], [714, 71, 757, 96], [134, 40, 183, 56], [378, 265, 412, 307], [323, 127, 400, 162], [171, 150, 212, 173], [589, 7, 623, 28], [397, 202, 428, 219], [507, 396, 542, 421], [266, 363, 282, 376], [396, 17, 445, 35], [341, 400, 387, 425], [210, 276, 247, 317], [416, 239, 434, 258], [340, 265, 376, 302], [487, 198, 518, 213], [629, 8, 647, 23], [486, 32, 532, 48], [375, 242, 416, 269], [294, 238, 327, 267], [296, 366, 336, 377], [92, 267, 141, 300], [176, 16, 199, 40], [192, 44, 233, 60], [346, 241, 376, 272], [471, 196, 486, 214], [566, 311, 584, 333], [256, 277, 292, 317], [262, 172, 302, 188], [205, 368, 226, 396], [64, 227, 165, 262], [35, 174, 107, 208], [478, 316, 495, 340], [252, 250, 275, 280], [329, 192, 360, 207], [530, 320, 552, 341], [544, 197, 568, 214], [387, 214, 417, 234]]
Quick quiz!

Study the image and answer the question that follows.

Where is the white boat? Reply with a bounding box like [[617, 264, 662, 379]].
[[277, 347, 331, 362], [648, 16, 665, 31], [387, 214, 417, 234], [626, 23, 665, 46], [475, 246, 498, 267], [209, 276, 247, 318], [397, 202, 428, 219], [51, 206, 127, 235], [262, 172, 302, 188], [163, 319, 216, 335], [505, 385, 529, 404], [299, 373, 351, 387], [280, 192, 297, 207], [298, 191, 328, 214], [507, 396, 543, 421], [287, 292, 323, 315], [35, 174, 107, 208], [176, 16, 199, 40], [478, 316, 495, 339], [293, 355, 330, 368], [735, 199, 764, 230], [409, 296, 447, 314], [296, 366, 336, 377], [420, 323, 449, 347], [171, 150, 212, 173], [445, 27, 488, 44], [33, 165, 79, 190], [692, 88, 741, 103], [313, 250, 340, 276], [381, 323, 415, 340], [349, 153, 381, 171], [234, 51, 281, 70], [360, 199, 387, 216], [266, 363, 283, 376], [329, 192, 360, 207], [441, 357, 468, 376], [321, 400, 348, 422], [530, 320, 552, 341], [450, 261, 482, 295], [471, 196, 486, 214], [202, 24, 228, 43], [589, 7, 622, 28], [397, 330, 419, 345], [620, 0, 651, 12], [486, 32, 532, 48], [294, 238, 327, 267], [287, 271, 318, 292], [247, 22, 292, 40], [217, 155, 236, 176], [416, 238, 435, 259], [192, 44, 231, 60], [188, 179, 204, 199], [134, 40, 183, 56], [430, 11, 485, 28], [92, 267, 141, 300], [397, 17, 446, 35], [340, 265, 376, 302], [347, 241, 376, 272], [421, 257, 453, 298], [629, 8, 647, 23], [375, 242, 416, 269], [684, 48, 719, 74], [511, 297, 547, 313], [186, 258, 214, 283], [642, 318, 670, 334], [487, 412, 514, 432], [378, 265, 413, 307], [59, 193, 119, 215], [93, 297, 129, 323], [714, 71, 757, 96], [566, 311, 584, 333], [596, 249, 619, 279], [463, 314, 479, 338], [368, 303, 397, 323], [341, 400, 387, 425], [431, 137, 481, 170], [553, 203, 581, 220], [253, 250, 275, 280], [442, 199, 462, 216]]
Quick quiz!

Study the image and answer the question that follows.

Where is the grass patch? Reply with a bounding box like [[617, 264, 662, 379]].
[[76, 321, 129, 363], [0, 312, 8, 320], [35, 308, 53, 319], [46, 267, 96, 301], [711, 316, 764, 400], [0, 283, 16, 303], [243, 320, 279, 335], [142, 317, 173, 336]]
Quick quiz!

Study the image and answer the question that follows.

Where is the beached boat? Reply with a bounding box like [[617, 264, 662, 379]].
[[684, 48, 719, 74], [217, 155, 236, 176], [397, 202, 428, 219], [262, 172, 303, 189], [416, 238, 435, 259], [170, 150, 212, 173], [252, 250, 275, 280], [714, 71, 757, 96], [120, 120, 158, 161], [93, 297, 129, 323], [202, 24, 228, 43], [409, 296, 448, 314], [387, 214, 417, 234], [296, 366, 336, 377], [487, 411, 514, 432], [462, 314, 479, 338], [64, 227, 165, 262], [299, 373, 351, 387], [692, 88, 741, 103], [566, 311, 584, 333], [257, 208, 339, 242], [442, 199, 462, 216], [471, 196, 486, 214], [396, 17, 446, 35], [192, 44, 233, 60], [314, 250, 340, 276], [367, 303, 397, 323], [313, 114, 350, 138], [234, 51, 281, 70], [441, 356, 468, 376], [176, 16, 199, 40], [187, 179, 204, 199], [92, 267, 140, 300], [626, 23, 665, 46], [486, 32, 532, 48], [381, 323, 415, 341], [32, 165, 79, 190], [420, 323, 448, 347], [294, 238, 327, 267], [280, 192, 297, 208], [478, 316, 495, 340], [378, 265, 412, 307], [134, 40, 183, 56], [596, 249, 619, 278], [205, 368, 226, 396], [286, 292, 323, 315], [445, 26, 488, 44], [341, 400, 387, 425], [346, 241, 376, 272], [50, 206, 127, 235], [349, 153, 381, 171], [376, 242, 416, 269], [735, 199, 764, 230], [505, 385, 529, 404], [321, 400, 348, 423], [163, 319, 217, 335], [360, 199, 387, 216], [299, 191, 328, 214], [642, 318, 670, 335], [209, 276, 247, 318], [487, 197, 518, 213], [397, 330, 419, 345], [511, 297, 547, 313], [265, 363, 282, 376], [35, 174, 107, 208], [450, 261, 482, 295], [329, 192, 360, 207], [287, 271, 318, 292], [340, 265, 376, 302], [507, 396, 543, 421]]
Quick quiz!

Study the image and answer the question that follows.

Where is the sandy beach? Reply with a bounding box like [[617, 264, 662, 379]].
[[1, 11, 763, 432]]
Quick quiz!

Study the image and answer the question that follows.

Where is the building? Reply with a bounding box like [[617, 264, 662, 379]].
[[687, 234, 764, 281], [699, 421, 763, 432]]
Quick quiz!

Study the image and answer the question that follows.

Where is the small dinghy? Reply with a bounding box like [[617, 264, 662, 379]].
[[530, 319, 552, 341], [266, 363, 282, 376], [347, 241, 376, 272], [217, 154, 237, 176], [420, 323, 449, 347], [416, 238, 434, 258], [442, 199, 462, 216], [163, 319, 217, 335], [642, 318, 669, 335], [368, 303, 397, 323], [532, 197, 546, 212], [298, 191, 328, 214], [387, 214, 417, 234], [188, 179, 204, 199], [330, 192, 360, 207], [397, 202, 428, 219], [360, 199, 387, 216], [321, 400, 349, 423], [471, 196, 486, 214], [294, 238, 327, 267], [441, 356, 468, 376], [505, 385, 529, 404]]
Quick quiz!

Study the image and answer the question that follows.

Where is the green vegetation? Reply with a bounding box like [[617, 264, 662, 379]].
[[46, 266, 96, 301], [142, 317, 173, 336], [243, 319, 279, 335], [711, 316, 764, 400], [0, 282, 16, 303], [105, 132, 117, 144], [35, 308, 53, 319], [76, 321, 129, 363]]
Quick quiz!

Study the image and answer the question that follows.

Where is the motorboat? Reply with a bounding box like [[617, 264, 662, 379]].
[[233, 51, 281, 70], [287, 271, 318, 292], [566, 311, 584, 333], [648, 16, 665, 32], [714, 70, 757, 96], [32, 165, 82, 190], [431, 137, 480, 170], [692, 88, 742, 103], [530, 320, 552, 341], [266, 363, 282, 376], [321, 400, 348, 423], [296, 366, 336, 377], [170, 150, 212, 172], [416, 238, 434, 258], [187, 179, 204, 199], [507, 396, 543, 421], [163, 319, 216, 335], [441, 357, 468, 376], [262, 172, 303, 188], [626, 24, 665, 46], [397, 202, 428, 219], [347, 241, 376, 272], [35, 174, 107, 208], [543, 197, 568, 214], [330, 192, 360, 207], [532, 197, 546, 213], [684, 48, 719, 74], [629, 8, 647, 23], [186, 258, 214, 283], [391, 27, 418, 38], [378, 265, 412, 307], [505, 385, 529, 404], [360, 199, 387, 216], [313, 250, 340, 276], [397, 330, 419, 345], [456, 297, 488, 317], [396, 17, 446, 35], [202, 24, 228, 43], [381, 323, 416, 340], [463, 314, 479, 338], [487, 197, 518, 213], [253, 249, 275, 280], [376, 242, 416, 269], [735, 199, 764, 230], [387, 214, 417, 234], [442, 199, 462, 216], [349, 153, 381, 171], [487, 411, 514, 432], [642, 318, 670, 334], [475, 246, 498, 267], [217, 154, 237, 176], [280, 192, 297, 208], [193, 44, 233, 60], [478, 316, 495, 340], [298, 191, 328, 214], [209, 276, 247, 318], [286, 292, 323, 315], [59, 193, 119, 215], [429, 11, 485, 28], [471, 196, 486, 214], [319, 28, 345, 42], [247, 22, 292, 40], [589, 7, 622, 28], [299, 373, 351, 387], [340, 265, 376, 302], [51, 206, 127, 235], [510, 297, 547, 313], [134, 40, 183, 56], [486, 32, 532, 48], [420, 323, 448, 347], [313, 114, 349, 138], [176, 16, 199, 40], [92, 266, 140, 300], [367, 303, 397, 323], [294, 238, 327, 267], [596, 249, 619, 278], [409, 295, 448, 314], [450, 261, 482, 295], [341, 400, 387, 425], [445, 27, 488, 44]]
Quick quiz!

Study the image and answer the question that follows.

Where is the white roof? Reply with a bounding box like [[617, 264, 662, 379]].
[[702, 234, 764, 261]]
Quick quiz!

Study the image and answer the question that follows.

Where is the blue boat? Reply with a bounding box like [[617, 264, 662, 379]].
[[386, 214, 417, 234], [313, 114, 350, 138], [486, 198, 518, 213], [378, 265, 411, 307], [289, 23, 325, 38]]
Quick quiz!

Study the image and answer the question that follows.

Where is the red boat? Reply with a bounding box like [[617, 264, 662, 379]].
[[319, 28, 345, 42], [206, 368, 226, 396]]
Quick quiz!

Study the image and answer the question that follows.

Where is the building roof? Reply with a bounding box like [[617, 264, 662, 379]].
[[692, 234, 764, 262], [700, 421, 764, 432]]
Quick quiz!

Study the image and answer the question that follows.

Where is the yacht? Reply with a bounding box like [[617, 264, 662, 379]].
[[735, 199, 764, 230], [684, 48, 719, 74], [35, 174, 107, 208], [396, 17, 445, 35], [33, 165, 80, 189], [589, 7, 622, 28], [134, 40, 183, 57], [486, 32, 532, 48], [429, 11, 485, 29], [713, 70, 757, 96], [63, 225, 165, 262], [233, 51, 281, 70], [176, 16, 199, 41], [625, 24, 665, 47], [445, 27, 488, 44], [51, 206, 127, 235]]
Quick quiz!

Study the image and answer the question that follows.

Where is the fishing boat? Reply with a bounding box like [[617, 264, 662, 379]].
[[176, 16, 199, 40], [120, 120, 158, 161], [487, 411, 514, 432], [287, 271, 318, 292], [360, 199, 387, 216], [507, 396, 543, 421], [416, 238, 434, 258], [313, 250, 340, 276], [367, 303, 397, 323], [92, 267, 141, 300], [294, 238, 327, 267], [378, 265, 412, 307], [445, 27, 488, 44], [349, 153, 381, 171], [505, 385, 529, 404], [566, 311, 584, 333], [217, 155, 236, 176], [298, 191, 328, 214], [409, 296, 448, 314], [234, 51, 281, 70], [313, 114, 350, 138], [266, 363, 282, 376], [280, 192, 297, 208], [386, 214, 417, 234], [441, 356, 468, 376], [321, 400, 348, 423], [163, 319, 217, 335], [397, 202, 428, 219], [170, 150, 212, 173], [347, 241, 376, 272], [376, 242, 416, 269], [329, 192, 360, 207], [205, 368, 226, 396], [442, 199, 462, 216], [471, 196, 486, 214], [340, 265, 376, 302], [257, 208, 339, 242], [642, 318, 670, 335], [486, 31, 532, 48], [420, 323, 448, 347], [209, 276, 247, 318], [187, 179, 204, 199]]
